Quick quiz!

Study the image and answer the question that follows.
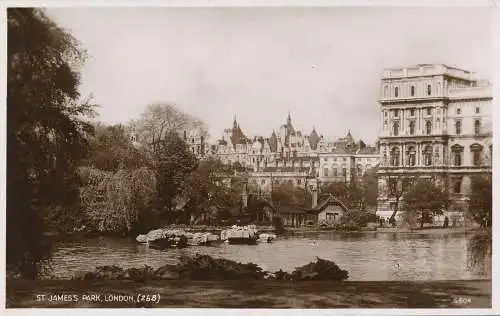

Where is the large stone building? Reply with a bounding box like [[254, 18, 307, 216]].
[[376, 64, 493, 221], [206, 113, 381, 193]]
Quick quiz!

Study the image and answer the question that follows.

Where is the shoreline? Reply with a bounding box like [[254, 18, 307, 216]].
[[6, 279, 491, 308], [44, 226, 478, 239]]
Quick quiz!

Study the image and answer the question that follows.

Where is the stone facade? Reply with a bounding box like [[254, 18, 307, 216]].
[[196, 113, 381, 193], [376, 64, 492, 221]]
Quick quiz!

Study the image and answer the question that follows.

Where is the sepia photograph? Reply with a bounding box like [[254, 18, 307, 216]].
[[3, 1, 496, 312]]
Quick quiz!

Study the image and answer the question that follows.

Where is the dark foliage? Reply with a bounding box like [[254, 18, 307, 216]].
[[73, 255, 350, 282], [154, 132, 198, 217], [468, 175, 492, 228], [7, 8, 95, 278], [291, 257, 349, 281]]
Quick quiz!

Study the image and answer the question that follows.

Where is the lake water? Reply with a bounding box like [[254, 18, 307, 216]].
[[48, 232, 491, 281]]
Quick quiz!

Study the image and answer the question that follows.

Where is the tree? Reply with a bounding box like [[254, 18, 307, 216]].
[[155, 131, 198, 220], [271, 182, 295, 207], [78, 166, 157, 234], [321, 182, 349, 204], [7, 8, 95, 278], [84, 123, 153, 171], [360, 166, 378, 208], [181, 158, 241, 223], [321, 181, 361, 209], [129, 103, 208, 150], [386, 177, 409, 226], [401, 179, 448, 229], [468, 174, 492, 228]]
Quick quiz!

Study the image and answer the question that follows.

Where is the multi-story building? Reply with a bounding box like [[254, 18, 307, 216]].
[[204, 113, 381, 193], [318, 133, 381, 185], [376, 64, 492, 221]]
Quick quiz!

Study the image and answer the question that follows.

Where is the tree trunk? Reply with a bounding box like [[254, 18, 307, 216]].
[[420, 210, 425, 229]]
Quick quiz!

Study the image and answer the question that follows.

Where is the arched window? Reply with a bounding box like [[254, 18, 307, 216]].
[[332, 165, 338, 176], [391, 147, 400, 166], [476, 107, 480, 114], [342, 165, 347, 177], [323, 168, 329, 177], [393, 121, 400, 136], [427, 84, 432, 96], [455, 120, 462, 135], [426, 120, 432, 135], [409, 121, 415, 136], [451, 145, 463, 166], [423, 145, 433, 166], [410, 85, 415, 96], [394, 87, 399, 98], [384, 86, 388, 97], [406, 146, 416, 166], [474, 120, 481, 135]]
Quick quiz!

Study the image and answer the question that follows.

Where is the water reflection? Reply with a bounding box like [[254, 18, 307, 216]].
[[47, 232, 491, 281]]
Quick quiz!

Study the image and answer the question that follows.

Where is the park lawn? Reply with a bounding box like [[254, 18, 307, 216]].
[[6, 279, 491, 308]]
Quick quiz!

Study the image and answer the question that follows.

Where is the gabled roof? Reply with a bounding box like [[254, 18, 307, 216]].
[[308, 194, 350, 213], [277, 204, 306, 214], [356, 146, 378, 154]]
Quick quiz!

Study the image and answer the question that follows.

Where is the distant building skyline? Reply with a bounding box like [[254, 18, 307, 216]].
[[46, 7, 492, 145]]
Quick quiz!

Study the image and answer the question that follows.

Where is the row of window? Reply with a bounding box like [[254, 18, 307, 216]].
[[322, 164, 373, 177], [323, 157, 347, 162], [257, 178, 303, 185], [389, 119, 482, 136], [388, 177, 465, 195], [384, 106, 481, 119], [388, 144, 488, 167], [323, 168, 347, 177], [385, 108, 433, 118], [384, 83, 437, 98]]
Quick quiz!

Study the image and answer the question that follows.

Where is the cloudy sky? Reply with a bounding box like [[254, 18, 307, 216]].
[[46, 7, 493, 144]]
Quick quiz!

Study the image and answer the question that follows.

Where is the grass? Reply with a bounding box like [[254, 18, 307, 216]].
[[6, 279, 491, 308]]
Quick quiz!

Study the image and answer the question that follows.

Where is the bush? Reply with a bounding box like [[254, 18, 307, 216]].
[[72, 255, 350, 282], [291, 257, 349, 281], [340, 210, 377, 228], [175, 254, 266, 280]]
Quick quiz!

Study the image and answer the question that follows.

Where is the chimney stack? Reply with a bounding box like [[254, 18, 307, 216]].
[[241, 179, 248, 209], [310, 178, 318, 208]]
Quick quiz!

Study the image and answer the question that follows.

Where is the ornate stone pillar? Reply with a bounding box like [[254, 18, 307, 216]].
[[402, 142, 406, 166], [400, 143, 404, 166]]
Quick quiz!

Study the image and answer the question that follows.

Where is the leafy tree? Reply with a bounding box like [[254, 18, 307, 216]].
[[155, 131, 198, 220], [385, 177, 411, 226], [271, 182, 295, 207], [401, 179, 448, 229], [84, 123, 153, 171], [181, 158, 241, 223], [78, 166, 157, 234], [321, 181, 362, 209], [7, 8, 95, 278], [468, 174, 492, 228], [360, 166, 378, 208], [129, 103, 208, 149]]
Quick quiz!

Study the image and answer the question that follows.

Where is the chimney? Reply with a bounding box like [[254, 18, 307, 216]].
[[310, 178, 318, 208], [312, 189, 318, 208], [241, 179, 248, 209]]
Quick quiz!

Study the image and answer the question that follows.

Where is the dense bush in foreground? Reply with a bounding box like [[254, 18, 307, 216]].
[[70, 254, 349, 282]]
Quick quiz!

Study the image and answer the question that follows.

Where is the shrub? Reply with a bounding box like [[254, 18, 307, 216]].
[[291, 257, 348, 281]]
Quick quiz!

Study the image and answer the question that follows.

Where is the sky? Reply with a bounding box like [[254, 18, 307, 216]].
[[46, 7, 493, 144]]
